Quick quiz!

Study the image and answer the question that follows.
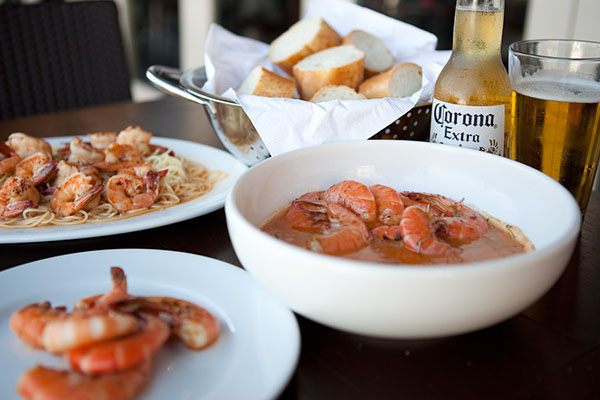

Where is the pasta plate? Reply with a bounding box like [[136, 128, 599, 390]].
[[0, 136, 247, 243]]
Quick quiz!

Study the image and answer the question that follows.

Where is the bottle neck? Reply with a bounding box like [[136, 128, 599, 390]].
[[452, 0, 505, 58]]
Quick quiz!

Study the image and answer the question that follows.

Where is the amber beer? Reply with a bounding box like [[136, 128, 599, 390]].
[[508, 39, 600, 213], [430, 0, 511, 155], [510, 79, 600, 212]]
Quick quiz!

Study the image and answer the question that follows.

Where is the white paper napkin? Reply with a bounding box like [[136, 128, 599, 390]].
[[202, 0, 450, 157]]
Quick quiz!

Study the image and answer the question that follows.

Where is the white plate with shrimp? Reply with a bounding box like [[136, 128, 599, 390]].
[[0, 136, 248, 243], [0, 249, 300, 400]]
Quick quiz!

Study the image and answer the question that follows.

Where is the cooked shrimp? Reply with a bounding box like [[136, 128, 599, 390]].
[[116, 126, 152, 155], [371, 224, 403, 240], [9, 302, 68, 349], [408, 193, 489, 242], [17, 359, 152, 400], [50, 173, 104, 217], [106, 169, 167, 213], [283, 191, 328, 233], [67, 137, 105, 164], [310, 202, 370, 254], [399, 206, 455, 256], [149, 297, 219, 350], [6, 133, 52, 159], [0, 176, 40, 219], [401, 191, 446, 217], [87, 131, 117, 150], [43, 161, 99, 196], [104, 142, 142, 164], [284, 202, 328, 233], [115, 296, 220, 350], [94, 266, 131, 306], [14, 151, 57, 186], [67, 313, 169, 374], [117, 162, 153, 178], [369, 184, 404, 225], [73, 267, 220, 350], [43, 267, 134, 354], [0, 141, 21, 175], [42, 311, 138, 354], [323, 180, 377, 222], [53, 161, 80, 188], [72, 266, 133, 312], [11, 268, 137, 354]]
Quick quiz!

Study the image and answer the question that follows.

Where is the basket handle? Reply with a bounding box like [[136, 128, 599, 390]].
[[146, 65, 218, 113]]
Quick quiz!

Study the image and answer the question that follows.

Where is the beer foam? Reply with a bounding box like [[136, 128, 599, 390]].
[[514, 77, 600, 103]]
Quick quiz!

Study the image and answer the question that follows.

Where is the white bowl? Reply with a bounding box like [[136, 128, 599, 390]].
[[225, 141, 581, 339]]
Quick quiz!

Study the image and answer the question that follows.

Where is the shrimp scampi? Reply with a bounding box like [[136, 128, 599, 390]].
[[0, 142, 21, 175], [14, 152, 57, 186], [1, 126, 223, 229], [106, 169, 168, 212], [6, 133, 52, 159], [50, 173, 104, 217], [0, 176, 40, 219]]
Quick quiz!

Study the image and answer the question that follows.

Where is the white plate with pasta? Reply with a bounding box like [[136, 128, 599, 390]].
[[0, 249, 300, 400], [0, 136, 248, 243]]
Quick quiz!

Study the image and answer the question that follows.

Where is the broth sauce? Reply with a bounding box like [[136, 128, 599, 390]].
[[261, 182, 531, 265]]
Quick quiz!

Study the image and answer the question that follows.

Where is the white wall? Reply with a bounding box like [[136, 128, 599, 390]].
[[524, 0, 600, 41], [179, 0, 216, 70]]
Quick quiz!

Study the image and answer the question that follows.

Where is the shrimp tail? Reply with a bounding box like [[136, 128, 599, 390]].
[[148, 144, 172, 155], [1, 200, 35, 219], [40, 185, 57, 196], [139, 169, 168, 205], [95, 266, 130, 307], [0, 141, 14, 156], [73, 184, 104, 210], [31, 160, 58, 186], [146, 169, 168, 186]]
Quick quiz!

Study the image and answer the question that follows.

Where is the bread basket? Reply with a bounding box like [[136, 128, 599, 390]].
[[147, 65, 431, 166]]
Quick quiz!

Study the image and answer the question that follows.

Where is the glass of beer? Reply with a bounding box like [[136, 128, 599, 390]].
[[508, 39, 600, 214]]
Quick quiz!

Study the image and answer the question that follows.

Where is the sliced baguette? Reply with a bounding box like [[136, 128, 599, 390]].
[[310, 85, 366, 102], [293, 45, 365, 101], [237, 66, 295, 98], [359, 62, 422, 99], [342, 30, 393, 78], [268, 16, 341, 75]]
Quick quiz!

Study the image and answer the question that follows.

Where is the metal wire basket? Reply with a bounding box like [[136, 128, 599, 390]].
[[147, 65, 432, 166]]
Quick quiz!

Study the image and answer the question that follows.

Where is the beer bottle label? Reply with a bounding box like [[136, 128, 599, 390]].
[[429, 98, 505, 155]]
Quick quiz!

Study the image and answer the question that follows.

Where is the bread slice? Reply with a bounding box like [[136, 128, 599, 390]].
[[237, 66, 295, 98], [268, 16, 341, 75], [359, 62, 422, 99], [309, 85, 367, 102], [293, 45, 365, 101], [342, 30, 393, 78]]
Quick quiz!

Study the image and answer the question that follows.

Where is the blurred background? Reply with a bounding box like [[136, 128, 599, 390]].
[[6, 0, 598, 102], [108, 0, 599, 102]]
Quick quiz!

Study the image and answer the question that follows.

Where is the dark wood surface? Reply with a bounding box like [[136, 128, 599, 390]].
[[1, 97, 599, 399]]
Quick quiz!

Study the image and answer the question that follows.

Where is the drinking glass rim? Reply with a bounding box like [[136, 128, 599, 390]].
[[509, 39, 600, 61]]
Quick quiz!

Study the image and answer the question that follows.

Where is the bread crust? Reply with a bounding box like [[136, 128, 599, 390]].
[[269, 18, 341, 75], [359, 62, 422, 99], [238, 67, 295, 98], [293, 49, 365, 101]]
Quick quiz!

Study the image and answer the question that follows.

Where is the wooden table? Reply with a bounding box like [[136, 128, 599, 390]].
[[1, 97, 599, 399]]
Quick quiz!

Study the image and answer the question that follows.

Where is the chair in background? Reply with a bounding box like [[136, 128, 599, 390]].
[[0, 0, 131, 120]]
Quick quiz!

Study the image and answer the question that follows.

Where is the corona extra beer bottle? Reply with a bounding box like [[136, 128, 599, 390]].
[[429, 0, 511, 156]]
